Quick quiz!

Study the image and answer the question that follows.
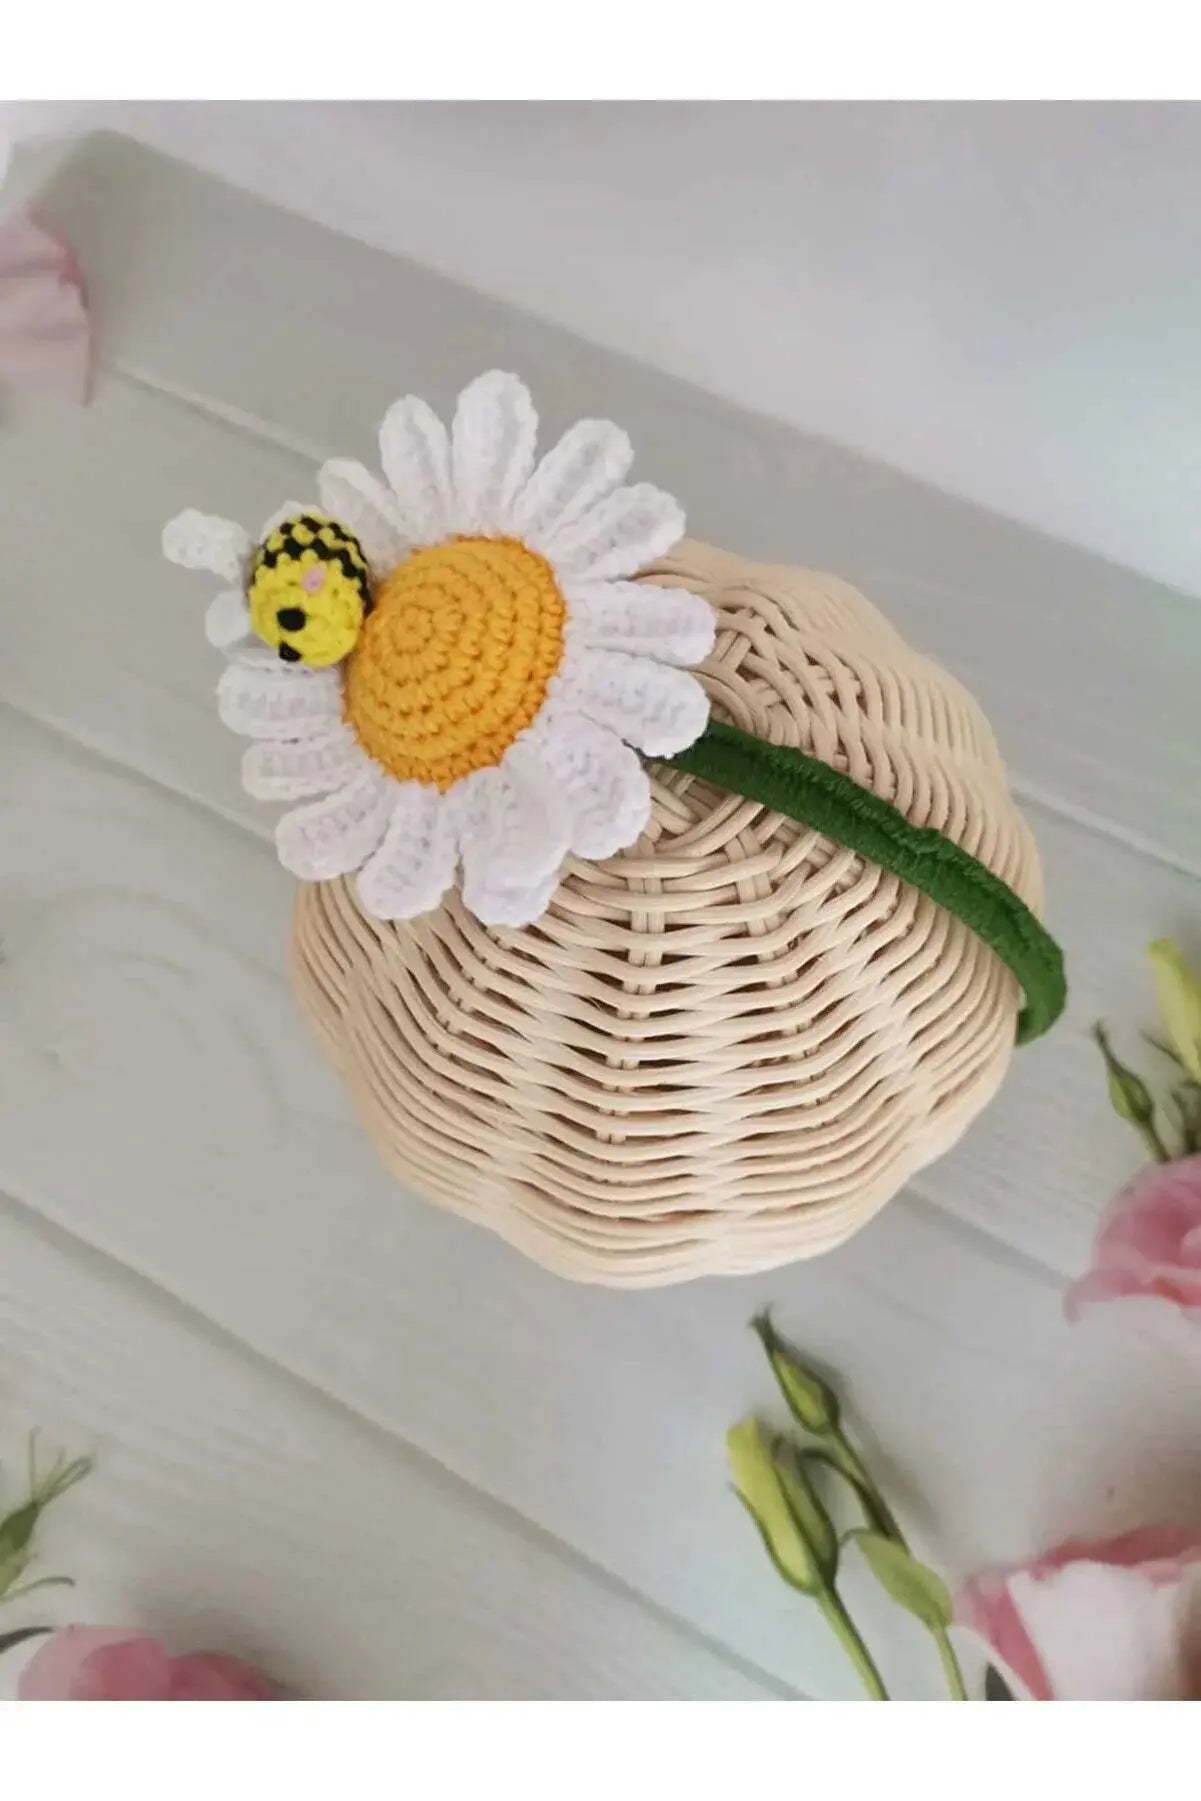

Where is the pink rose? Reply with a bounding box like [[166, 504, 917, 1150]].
[[0, 212, 90, 400], [959, 1527, 1201, 1698], [17, 1628, 279, 1701], [1066, 1154, 1201, 1320]]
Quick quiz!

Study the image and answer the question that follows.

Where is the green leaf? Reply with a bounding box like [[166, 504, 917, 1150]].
[[849, 1529, 953, 1629], [0, 1501, 41, 1565], [0, 1625, 51, 1660], [0, 1444, 92, 1603], [985, 1664, 1016, 1700], [0, 1548, 33, 1602]]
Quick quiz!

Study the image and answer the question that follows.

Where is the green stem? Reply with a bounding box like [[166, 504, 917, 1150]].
[[0, 1575, 73, 1606], [830, 1433, 908, 1546], [817, 1587, 889, 1700], [830, 1434, 968, 1702], [932, 1626, 968, 1701], [1138, 1117, 1172, 1164], [0, 1626, 51, 1660]]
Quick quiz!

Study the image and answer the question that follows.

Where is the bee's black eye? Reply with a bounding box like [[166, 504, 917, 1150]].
[[278, 644, 303, 663], [277, 606, 307, 632]]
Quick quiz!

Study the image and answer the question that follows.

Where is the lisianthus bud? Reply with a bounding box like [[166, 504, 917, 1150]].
[[1093, 1024, 1156, 1129], [751, 1314, 840, 1435], [1149, 941, 1201, 1085], [771, 1439, 839, 1582], [726, 1417, 836, 1595]]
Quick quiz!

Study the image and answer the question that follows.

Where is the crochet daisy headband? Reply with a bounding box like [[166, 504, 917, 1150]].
[[163, 371, 1066, 1046]]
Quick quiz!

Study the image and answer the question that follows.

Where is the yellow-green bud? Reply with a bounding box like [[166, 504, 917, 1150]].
[[727, 1417, 833, 1595], [751, 1314, 840, 1435], [771, 1439, 839, 1581], [1149, 940, 1201, 1085]]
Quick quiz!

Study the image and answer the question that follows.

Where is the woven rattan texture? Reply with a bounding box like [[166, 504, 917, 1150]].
[[291, 541, 1043, 1285]]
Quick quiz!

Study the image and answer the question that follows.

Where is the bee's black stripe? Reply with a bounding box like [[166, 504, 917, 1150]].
[[292, 513, 367, 563], [255, 527, 370, 597]]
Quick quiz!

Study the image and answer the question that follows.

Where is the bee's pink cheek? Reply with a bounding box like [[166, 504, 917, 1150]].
[[302, 567, 327, 593]]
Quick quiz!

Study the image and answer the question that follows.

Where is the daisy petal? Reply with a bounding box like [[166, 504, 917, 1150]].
[[227, 640, 282, 671], [460, 863, 563, 929], [540, 482, 685, 582], [551, 647, 710, 757], [242, 722, 364, 801], [511, 417, 633, 545], [204, 589, 253, 652], [317, 459, 409, 575], [527, 706, 652, 860], [458, 748, 572, 887], [163, 510, 252, 582], [450, 370, 538, 535], [356, 781, 457, 920], [379, 393, 453, 545], [275, 764, 393, 882], [216, 662, 342, 742], [565, 579, 716, 667]]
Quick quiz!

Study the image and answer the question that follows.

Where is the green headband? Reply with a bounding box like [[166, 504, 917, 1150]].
[[664, 721, 1065, 1045]]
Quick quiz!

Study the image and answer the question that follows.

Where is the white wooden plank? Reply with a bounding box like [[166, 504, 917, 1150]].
[[1, 377, 1196, 1279], [3, 132, 1196, 1701], [0, 378, 308, 836], [0, 703, 1080, 1697], [0, 1203, 779, 1701], [33, 132, 1201, 874]]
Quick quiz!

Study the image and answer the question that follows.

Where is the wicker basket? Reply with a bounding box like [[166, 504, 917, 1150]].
[[291, 540, 1042, 1285]]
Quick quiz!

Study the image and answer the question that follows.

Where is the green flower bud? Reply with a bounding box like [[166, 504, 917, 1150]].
[[751, 1314, 840, 1435], [1093, 1024, 1156, 1127], [727, 1417, 833, 1596], [771, 1439, 839, 1582], [1149, 940, 1201, 1084]]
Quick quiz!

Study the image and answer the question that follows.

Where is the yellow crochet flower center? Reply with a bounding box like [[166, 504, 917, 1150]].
[[343, 536, 567, 791]]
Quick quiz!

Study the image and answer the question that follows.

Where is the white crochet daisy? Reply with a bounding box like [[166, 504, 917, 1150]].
[[163, 371, 715, 926]]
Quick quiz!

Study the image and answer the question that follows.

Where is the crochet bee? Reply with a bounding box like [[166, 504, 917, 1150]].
[[247, 512, 371, 667]]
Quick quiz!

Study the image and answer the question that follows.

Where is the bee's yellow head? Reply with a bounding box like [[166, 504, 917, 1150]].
[[248, 512, 371, 667]]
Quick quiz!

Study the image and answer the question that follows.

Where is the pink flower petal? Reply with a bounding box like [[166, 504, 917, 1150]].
[[0, 211, 90, 402], [958, 1572, 1052, 1700], [167, 1652, 279, 1701], [1037, 1526, 1201, 1581], [1010, 1559, 1201, 1700], [17, 1629, 279, 1701], [960, 1527, 1201, 1699], [1066, 1155, 1201, 1321], [17, 1628, 159, 1700], [71, 1636, 176, 1700], [1063, 1267, 1146, 1321]]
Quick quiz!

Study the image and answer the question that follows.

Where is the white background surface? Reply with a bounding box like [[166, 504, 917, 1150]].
[[3, 99, 1201, 598], [2, 130, 1200, 1701]]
